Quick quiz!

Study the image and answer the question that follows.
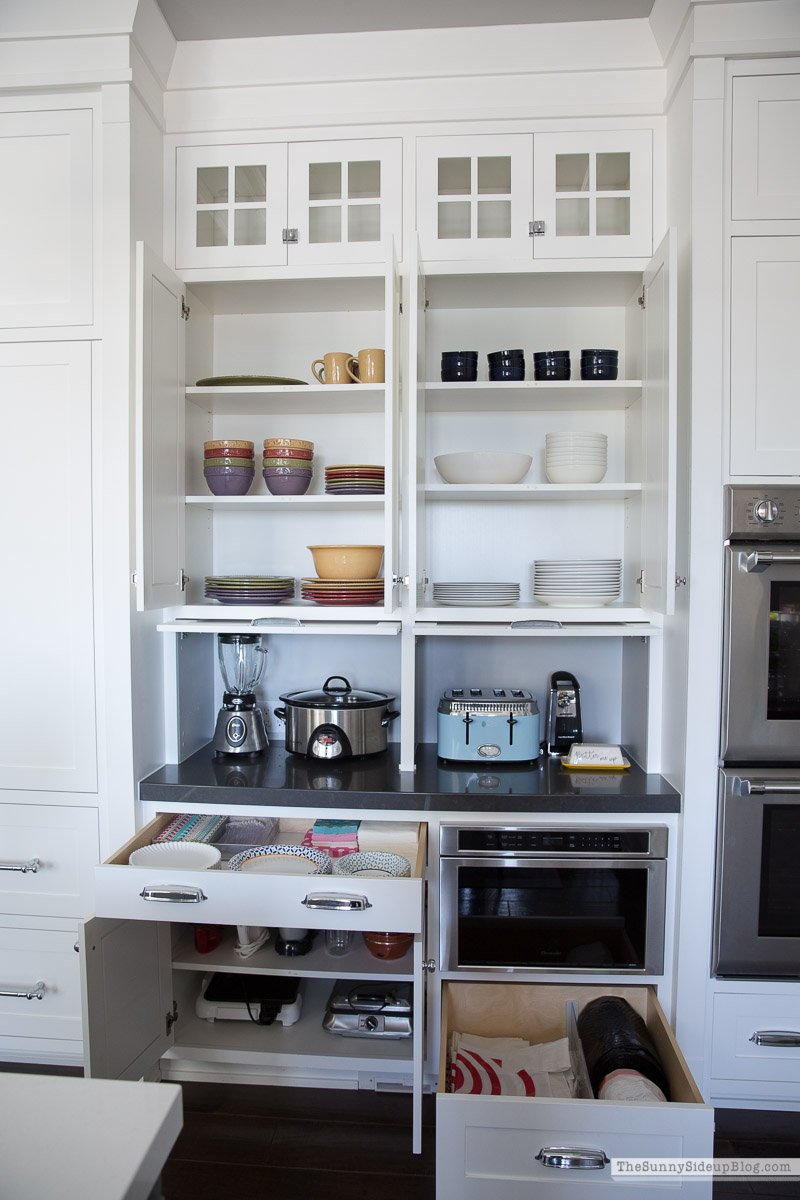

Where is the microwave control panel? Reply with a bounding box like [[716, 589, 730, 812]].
[[440, 826, 668, 857], [726, 485, 800, 539]]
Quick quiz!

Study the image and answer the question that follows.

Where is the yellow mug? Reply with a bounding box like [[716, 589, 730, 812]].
[[346, 348, 385, 384], [311, 352, 354, 385]]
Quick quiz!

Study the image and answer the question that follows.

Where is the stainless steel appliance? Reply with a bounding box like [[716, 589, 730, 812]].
[[436, 687, 540, 762], [713, 768, 800, 978], [212, 633, 268, 756], [721, 486, 800, 762], [545, 671, 583, 757], [440, 824, 667, 975], [322, 980, 413, 1038], [275, 676, 399, 759]]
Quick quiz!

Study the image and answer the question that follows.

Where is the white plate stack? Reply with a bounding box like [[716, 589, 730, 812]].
[[432, 581, 521, 607], [533, 559, 622, 607], [545, 432, 608, 484]]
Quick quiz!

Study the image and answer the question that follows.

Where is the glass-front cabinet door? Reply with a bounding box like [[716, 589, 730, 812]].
[[415, 134, 533, 261], [286, 139, 402, 266], [175, 142, 289, 270], [532, 130, 652, 259]]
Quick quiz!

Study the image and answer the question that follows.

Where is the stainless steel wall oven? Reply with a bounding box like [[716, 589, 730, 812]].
[[440, 825, 668, 975]]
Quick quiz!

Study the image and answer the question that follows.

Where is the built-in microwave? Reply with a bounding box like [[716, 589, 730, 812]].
[[439, 824, 667, 975]]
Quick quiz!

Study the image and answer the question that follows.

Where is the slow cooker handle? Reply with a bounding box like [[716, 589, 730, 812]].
[[323, 676, 351, 694], [381, 709, 400, 727]]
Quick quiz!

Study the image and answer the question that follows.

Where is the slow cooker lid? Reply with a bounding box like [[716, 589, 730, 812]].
[[281, 675, 393, 709]]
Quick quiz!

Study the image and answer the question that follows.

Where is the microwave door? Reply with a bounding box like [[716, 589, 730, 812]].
[[714, 772, 800, 978], [721, 545, 800, 762]]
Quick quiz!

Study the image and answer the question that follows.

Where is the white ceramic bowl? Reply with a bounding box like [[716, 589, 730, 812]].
[[434, 451, 533, 484], [546, 463, 608, 484]]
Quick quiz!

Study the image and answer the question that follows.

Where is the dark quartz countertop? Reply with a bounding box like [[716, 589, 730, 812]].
[[139, 742, 680, 815]]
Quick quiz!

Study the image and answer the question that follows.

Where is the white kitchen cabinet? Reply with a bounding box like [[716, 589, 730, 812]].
[[82, 811, 427, 1150], [729, 236, 800, 477], [0, 804, 98, 919], [732, 73, 800, 222], [416, 129, 652, 263], [710, 988, 800, 1099], [436, 981, 713, 1200], [175, 138, 402, 271], [0, 924, 85, 1057], [0, 342, 97, 793], [0, 103, 94, 334]]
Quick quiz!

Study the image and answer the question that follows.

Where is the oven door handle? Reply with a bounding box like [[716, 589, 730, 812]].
[[742, 550, 800, 573], [733, 777, 800, 795]]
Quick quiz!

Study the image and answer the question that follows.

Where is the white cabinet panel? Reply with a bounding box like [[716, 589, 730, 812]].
[[732, 74, 800, 221], [0, 343, 97, 792], [0, 926, 83, 1044], [0, 107, 93, 331], [0, 804, 98, 919], [729, 236, 800, 476], [712, 991, 800, 1085]]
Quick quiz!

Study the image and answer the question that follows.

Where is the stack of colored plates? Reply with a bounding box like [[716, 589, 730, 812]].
[[325, 464, 385, 495], [204, 576, 295, 604], [300, 578, 384, 606], [432, 582, 521, 607]]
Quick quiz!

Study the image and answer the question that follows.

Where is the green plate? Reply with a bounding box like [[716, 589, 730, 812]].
[[195, 375, 308, 387]]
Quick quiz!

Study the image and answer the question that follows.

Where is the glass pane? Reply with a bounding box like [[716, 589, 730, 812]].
[[348, 160, 380, 199], [759, 805, 800, 936], [196, 210, 228, 247], [197, 166, 228, 205], [309, 205, 342, 243], [234, 208, 266, 246], [309, 162, 341, 201], [234, 165, 266, 202], [555, 154, 590, 192], [348, 203, 380, 242], [477, 156, 511, 195], [596, 152, 630, 192], [477, 199, 511, 239], [555, 197, 590, 236], [767, 580, 800, 719], [438, 200, 471, 239], [438, 157, 471, 197], [596, 196, 630, 236]]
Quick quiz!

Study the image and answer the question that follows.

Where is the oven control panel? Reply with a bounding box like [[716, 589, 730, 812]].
[[726, 485, 800, 540], [441, 826, 666, 856]]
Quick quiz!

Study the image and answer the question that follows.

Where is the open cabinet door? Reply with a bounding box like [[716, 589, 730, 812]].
[[385, 237, 402, 612], [80, 917, 174, 1080], [135, 242, 186, 612], [639, 229, 677, 616]]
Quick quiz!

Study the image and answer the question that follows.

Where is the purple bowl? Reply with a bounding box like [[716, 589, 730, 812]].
[[205, 472, 255, 496], [263, 471, 312, 496], [204, 464, 255, 476], [263, 465, 313, 476]]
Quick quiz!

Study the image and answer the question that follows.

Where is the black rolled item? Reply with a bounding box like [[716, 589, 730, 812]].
[[576, 996, 671, 1100]]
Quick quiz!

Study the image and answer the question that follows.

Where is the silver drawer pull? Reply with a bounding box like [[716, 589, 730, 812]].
[[302, 892, 372, 912], [735, 778, 800, 795], [0, 981, 45, 1000], [537, 1147, 610, 1171], [139, 885, 207, 904], [0, 858, 40, 874], [750, 1030, 800, 1047]]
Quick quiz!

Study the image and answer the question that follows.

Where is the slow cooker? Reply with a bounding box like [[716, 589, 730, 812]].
[[275, 675, 399, 759]]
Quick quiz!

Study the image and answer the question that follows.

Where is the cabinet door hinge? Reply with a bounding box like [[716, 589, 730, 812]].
[[637, 286, 646, 309], [131, 571, 138, 586], [423, 959, 436, 973], [392, 573, 409, 586], [529, 220, 545, 237], [181, 296, 190, 321], [181, 570, 189, 592], [636, 569, 645, 592], [282, 228, 299, 244], [166, 1001, 178, 1035]]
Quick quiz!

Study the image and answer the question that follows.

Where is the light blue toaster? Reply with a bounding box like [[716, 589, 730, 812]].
[[436, 687, 541, 762]]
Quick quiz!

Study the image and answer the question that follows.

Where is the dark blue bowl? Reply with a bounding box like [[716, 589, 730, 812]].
[[580, 363, 618, 380], [488, 348, 524, 361], [534, 350, 570, 361], [441, 366, 478, 382], [535, 365, 571, 381], [489, 364, 525, 381]]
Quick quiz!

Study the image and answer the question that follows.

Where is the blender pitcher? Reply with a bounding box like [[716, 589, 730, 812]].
[[212, 633, 269, 755]]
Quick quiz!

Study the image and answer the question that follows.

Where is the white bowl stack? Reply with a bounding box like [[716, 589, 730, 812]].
[[545, 432, 607, 484], [533, 558, 622, 607]]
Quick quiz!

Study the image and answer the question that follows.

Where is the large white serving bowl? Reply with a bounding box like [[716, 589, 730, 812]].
[[434, 451, 533, 484], [546, 463, 608, 484]]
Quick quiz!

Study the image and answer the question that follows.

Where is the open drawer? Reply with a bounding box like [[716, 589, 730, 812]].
[[436, 982, 713, 1200], [94, 814, 426, 933]]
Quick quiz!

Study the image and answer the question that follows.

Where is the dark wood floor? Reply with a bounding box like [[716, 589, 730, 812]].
[[4, 1064, 800, 1198]]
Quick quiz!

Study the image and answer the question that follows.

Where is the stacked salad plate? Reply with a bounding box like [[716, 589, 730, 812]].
[[204, 575, 295, 604], [545, 432, 608, 485], [300, 577, 384, 606], [533, 559, 622, 607], [324, 464, 385, 495], [432, 582, 521, 607]]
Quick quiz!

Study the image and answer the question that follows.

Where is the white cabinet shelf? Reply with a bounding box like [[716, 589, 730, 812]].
[[423, 380, 642, 412], [425, 483, 641, 501], [187, 383, 385, 416], [186, 494, 385, 513], [158, 615, 401, 633]]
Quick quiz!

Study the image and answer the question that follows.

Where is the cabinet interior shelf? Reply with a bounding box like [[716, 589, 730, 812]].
[[186, 494, 385, 512], [423, 381, 641, 412], [413, 606, 659, 629], [424, 482, 640, 501], [172, 927, 413, 982], [158, 615, 402, 634], [186, 384, 384, 416]]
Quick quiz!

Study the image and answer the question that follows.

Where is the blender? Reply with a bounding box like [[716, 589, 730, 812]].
[[212, 633, 269, 756]]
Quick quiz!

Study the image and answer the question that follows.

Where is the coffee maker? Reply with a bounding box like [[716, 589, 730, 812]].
[[212, 633, 268, 756]]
